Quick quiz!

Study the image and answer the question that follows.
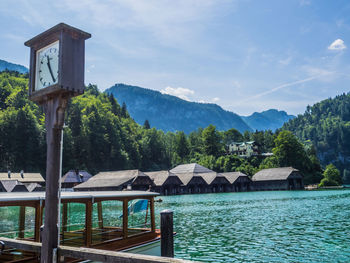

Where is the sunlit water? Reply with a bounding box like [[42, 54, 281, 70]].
[[153, 190, 350, 262]]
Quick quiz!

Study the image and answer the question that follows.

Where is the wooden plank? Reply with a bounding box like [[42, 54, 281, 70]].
[[18, 206, 26, 239], [0, 237, 41, 253], [97, 202, 103, 229], [59, 245, 198, 263], [85, 201, 92, 247], [122, 199, 128, 239], [150, 198, 155, 232], [0, 237, 199, 263]]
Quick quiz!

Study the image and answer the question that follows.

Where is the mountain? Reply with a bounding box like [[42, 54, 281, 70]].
[[106, 84, 252, 133], [282, 92, 350, 183], [106, 84, 294, 133], [0, 59, 28, 74], [242, 109, 295, 131]]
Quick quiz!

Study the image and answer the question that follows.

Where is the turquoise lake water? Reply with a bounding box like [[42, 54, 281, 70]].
[[153, 190, 350, 262], [1, 190, 349, 262]]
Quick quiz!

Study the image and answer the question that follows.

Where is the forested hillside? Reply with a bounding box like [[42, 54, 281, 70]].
[[106, 84, 254, 133], [0, 71, 323, 184], [106, 84, 295, 133], [282, 93, 350, 184], [0, 59, 28, 74]]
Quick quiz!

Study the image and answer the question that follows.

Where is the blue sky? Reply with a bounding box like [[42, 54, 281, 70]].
[[0, 0, 349, 115]]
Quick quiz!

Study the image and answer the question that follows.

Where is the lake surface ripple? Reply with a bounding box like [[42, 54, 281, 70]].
[[155, 190, 350, 262]]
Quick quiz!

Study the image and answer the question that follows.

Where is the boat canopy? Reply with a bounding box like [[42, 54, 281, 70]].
[[0, 191, 159, 202]]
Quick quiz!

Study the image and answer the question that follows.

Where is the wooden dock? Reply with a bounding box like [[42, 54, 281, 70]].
[[0, 237, 199, 263]]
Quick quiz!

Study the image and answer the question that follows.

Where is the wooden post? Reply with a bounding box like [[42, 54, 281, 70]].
[[34, 203, 42, 242], [62, 203, 68, 233], [41, 95, 68, 263], [18, 206, 26, 239], [85, 201, 92, 247], [150, 198, 155, 232], [122, 199, 128, 239], [160, 209, 174, 258], [97, 202, 103, 229]]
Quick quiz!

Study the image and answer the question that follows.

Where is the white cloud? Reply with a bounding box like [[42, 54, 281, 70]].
[[212, 97, 220, 102], [328, 39, 346, 51], [160, 86, 195, 101], [279, 56, 292, 66]]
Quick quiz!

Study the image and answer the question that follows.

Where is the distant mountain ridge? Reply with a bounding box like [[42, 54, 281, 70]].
[[106, 84, 295, 133], [0, 59, 28, 74], [242, 109, 295, 131]]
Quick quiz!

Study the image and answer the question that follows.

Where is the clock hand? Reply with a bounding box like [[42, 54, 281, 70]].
[[46, 55, 56, 83]]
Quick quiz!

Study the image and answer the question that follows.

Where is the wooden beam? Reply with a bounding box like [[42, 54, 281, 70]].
[[150, 198, 155, 232], [34, 203, 42, 242], [122, 199, 128, 239], [62, 203, 68, 233], [85, 201, 92, 247], [97, 202, 103, 229], [0, 237, 41, 253], [59, 245, 198, 263], [0, 237, 200, 263], [41, 94, 69, 263], [18, 206, 26, 239]]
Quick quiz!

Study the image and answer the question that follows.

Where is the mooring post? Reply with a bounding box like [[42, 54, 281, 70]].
[[160, 209, 174, 258]]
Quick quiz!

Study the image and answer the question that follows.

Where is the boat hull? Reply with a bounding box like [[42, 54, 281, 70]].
[[122, 239, 161, 256]]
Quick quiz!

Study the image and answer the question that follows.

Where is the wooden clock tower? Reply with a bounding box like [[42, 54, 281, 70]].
[[25, 23, 91, 263]]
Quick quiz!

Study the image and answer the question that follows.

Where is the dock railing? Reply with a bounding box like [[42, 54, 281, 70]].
[[0, 237, 199, 263]]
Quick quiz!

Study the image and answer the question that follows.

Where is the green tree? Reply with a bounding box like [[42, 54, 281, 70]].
[[202, 125, 222, 156], [222, 128, 243, 145], [143, 119, 151, 129], [175, 131, 189, 161], [319, 164, 342, 187], [273, 131, 308, 170]]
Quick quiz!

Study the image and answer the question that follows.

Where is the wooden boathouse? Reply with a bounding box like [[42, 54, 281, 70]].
[[252, 167, 304, 190], [0, 172, 45, 192], [170, 163, 213, 194], [73, 170, 155, 191], [199, 172, 231, 193], [145, 171, 183, 195], [62, 170, 92, 189], [221, 172, 252, 192], [0, 171, 45, 185]]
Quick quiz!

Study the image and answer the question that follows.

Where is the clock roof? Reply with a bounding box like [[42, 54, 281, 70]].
[[24, 23, 91, 47]]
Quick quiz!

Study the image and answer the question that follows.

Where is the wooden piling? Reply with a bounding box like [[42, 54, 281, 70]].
[[18, 206, 26, 239], [160, 209, 174, 258]]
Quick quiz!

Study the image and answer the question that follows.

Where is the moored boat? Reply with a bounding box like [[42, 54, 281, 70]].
[[0, 191, 163, 262]]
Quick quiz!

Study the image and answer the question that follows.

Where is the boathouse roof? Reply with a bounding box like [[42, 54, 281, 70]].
[[252, 167, 301, 181], [175, 173, 208, 186], [62, 170, 92, 183], [198, 172, 230, 185], [24, 183, 43, 192], [144, 171, 182, 186], [73, 169, 152, 190], [221, 172, 250, 184], [0, 180, 28, 192], [170, 163, 214, 174], [0, 172, 44, 183]]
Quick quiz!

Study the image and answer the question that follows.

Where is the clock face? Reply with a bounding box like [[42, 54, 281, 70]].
[[35, 41, 59, 91]]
